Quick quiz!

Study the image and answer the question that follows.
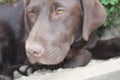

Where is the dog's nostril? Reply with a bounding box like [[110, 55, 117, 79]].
[[26, 45, 44, 57]]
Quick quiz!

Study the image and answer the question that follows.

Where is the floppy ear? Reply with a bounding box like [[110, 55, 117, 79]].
[[82, 0, 106, 41]]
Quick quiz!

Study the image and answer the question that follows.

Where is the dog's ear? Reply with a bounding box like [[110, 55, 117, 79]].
[[82, 0, 106, 41]]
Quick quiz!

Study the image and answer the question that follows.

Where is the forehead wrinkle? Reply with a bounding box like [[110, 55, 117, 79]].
[[30, 0, 49, 7], [29, 0, 78, 9], [54, 0, 77, 10], [30, 0, 41, 6], [50, 0, 56, 3]]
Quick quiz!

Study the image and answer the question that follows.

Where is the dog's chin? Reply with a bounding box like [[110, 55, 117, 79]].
[[27, 55, 65, 65], [35, 58, 64, 65], [26, 48, 69, 65]]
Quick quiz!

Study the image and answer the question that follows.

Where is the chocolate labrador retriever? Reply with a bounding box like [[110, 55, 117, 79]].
[[25, 0, 106, 66], [0, 0, 120, 80]]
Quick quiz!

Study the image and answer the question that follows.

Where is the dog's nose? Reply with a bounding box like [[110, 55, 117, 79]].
[[26, 44, 44, 57]]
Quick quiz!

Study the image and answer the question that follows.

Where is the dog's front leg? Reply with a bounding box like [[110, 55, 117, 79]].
[[0, 65, 35, 80], [64, 50, 92, 68]]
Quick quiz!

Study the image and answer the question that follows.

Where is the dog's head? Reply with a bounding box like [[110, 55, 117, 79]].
[[25, 0, 106, 65]]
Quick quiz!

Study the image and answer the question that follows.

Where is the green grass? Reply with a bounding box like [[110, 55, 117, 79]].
[[0, 0, 10, 3]]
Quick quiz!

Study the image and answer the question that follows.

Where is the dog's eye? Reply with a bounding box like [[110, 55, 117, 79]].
[[52, 7, 66, 20], [27, 9, 35, 17], [27, 8, 36, 23], [55, 8, 65, 15]]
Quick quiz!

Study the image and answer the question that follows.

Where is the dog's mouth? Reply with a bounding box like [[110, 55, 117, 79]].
[[26, 45, 70, 65]]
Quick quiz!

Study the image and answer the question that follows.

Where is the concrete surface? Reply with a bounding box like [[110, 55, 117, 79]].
[[15, 57, 120, 80]]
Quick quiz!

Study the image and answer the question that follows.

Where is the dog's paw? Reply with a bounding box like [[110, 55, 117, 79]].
[[0, 75, 12, 80], [13, 65, 34, 79]]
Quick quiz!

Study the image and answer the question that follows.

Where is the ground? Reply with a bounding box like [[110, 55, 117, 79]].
[[15, 58, 120, 80], [15, 27, 120, 80]]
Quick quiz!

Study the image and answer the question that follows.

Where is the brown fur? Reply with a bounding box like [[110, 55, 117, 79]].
[[3, 0, 120, 80], [25, 0, 106, 67]]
